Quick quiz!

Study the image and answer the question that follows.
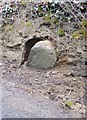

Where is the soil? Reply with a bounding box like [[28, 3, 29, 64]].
[[1, 1, 86, 118], [1, 46, 86, 117]]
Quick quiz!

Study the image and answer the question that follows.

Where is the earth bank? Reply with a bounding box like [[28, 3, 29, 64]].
[[1, 0, 87, 118]]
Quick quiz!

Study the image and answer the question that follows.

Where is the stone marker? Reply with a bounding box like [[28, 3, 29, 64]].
[[27, 40, 57, 69]]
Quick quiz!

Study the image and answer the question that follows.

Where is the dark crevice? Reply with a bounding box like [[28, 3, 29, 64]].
[[85, 61, 87, 65], [19, 36, 49, 67], [39, 22, 51, 27]]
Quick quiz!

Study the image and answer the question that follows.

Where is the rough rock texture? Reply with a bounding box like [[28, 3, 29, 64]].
[[27, 40, 57, 69], [1, 1, 86, 117], [2, 31, 23, 48], [2, 49, 20, 62], [6, 37, 22, 48], [19, 36, 49, 66]]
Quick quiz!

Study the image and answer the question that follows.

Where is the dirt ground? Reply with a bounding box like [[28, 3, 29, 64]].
[[1, 2, 86, 118], [1, 42, 86, 118]]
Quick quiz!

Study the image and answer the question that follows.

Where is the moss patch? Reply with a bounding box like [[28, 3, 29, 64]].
[[26, 21, 32, 27], [82, 19, 87, 28], [72, 29, 87, 39], [43, 15, 51, 23], [58, 28, 65, 37]]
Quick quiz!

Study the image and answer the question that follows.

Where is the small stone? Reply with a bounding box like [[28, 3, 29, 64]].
[[64, 72, 75, 77], [3, 51, 19, 62], [6, 37, 22, 48], [63, 97, 67, 102], [48, 88, 55, 94], [64, 72, 72, 76], [49, 94, 57, 101], [77, 47, 83, 54], [73, 78, 77, 81], [72, 103, 82, 111], [10, 64, 17, 68], [19, 31, 23, 36], [67, 57, 75, 64], [51, 71, 56, 74], [2, 70, 7, 74]]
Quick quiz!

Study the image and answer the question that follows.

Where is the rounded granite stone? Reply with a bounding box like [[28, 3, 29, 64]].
[[27, 40, 57, 69]]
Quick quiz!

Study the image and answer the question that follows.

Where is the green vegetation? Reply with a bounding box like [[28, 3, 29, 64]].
[[7, 25, 14, 31], [21, 1, 27, 7], [72, 19, 87, 39], [43, 10, 52, 22], [26, 21, 32, 26], [43, 12, 59, 26], [38, 6, 42, 13], [65, 100, 74, 108], [58, 28, 65, 37], [82, 19, 87, 28], [72, 29, 87, 39], [2, 24, 14, 32], [51, 17, 59, 26], [43, 15, 51, 23]]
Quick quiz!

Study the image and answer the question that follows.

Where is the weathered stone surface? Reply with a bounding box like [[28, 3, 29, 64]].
[[27, 40, 57, 69], [6, 37, 22, 48], [3, 50, 20, 62]]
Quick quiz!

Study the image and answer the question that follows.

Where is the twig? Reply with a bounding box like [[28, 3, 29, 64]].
[[60, 3, 84, 28], [68, 0, 86, 19]]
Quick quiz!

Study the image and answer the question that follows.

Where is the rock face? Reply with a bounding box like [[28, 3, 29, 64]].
[[3, 32, 23, 48], [27, 40, 57, 69]]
